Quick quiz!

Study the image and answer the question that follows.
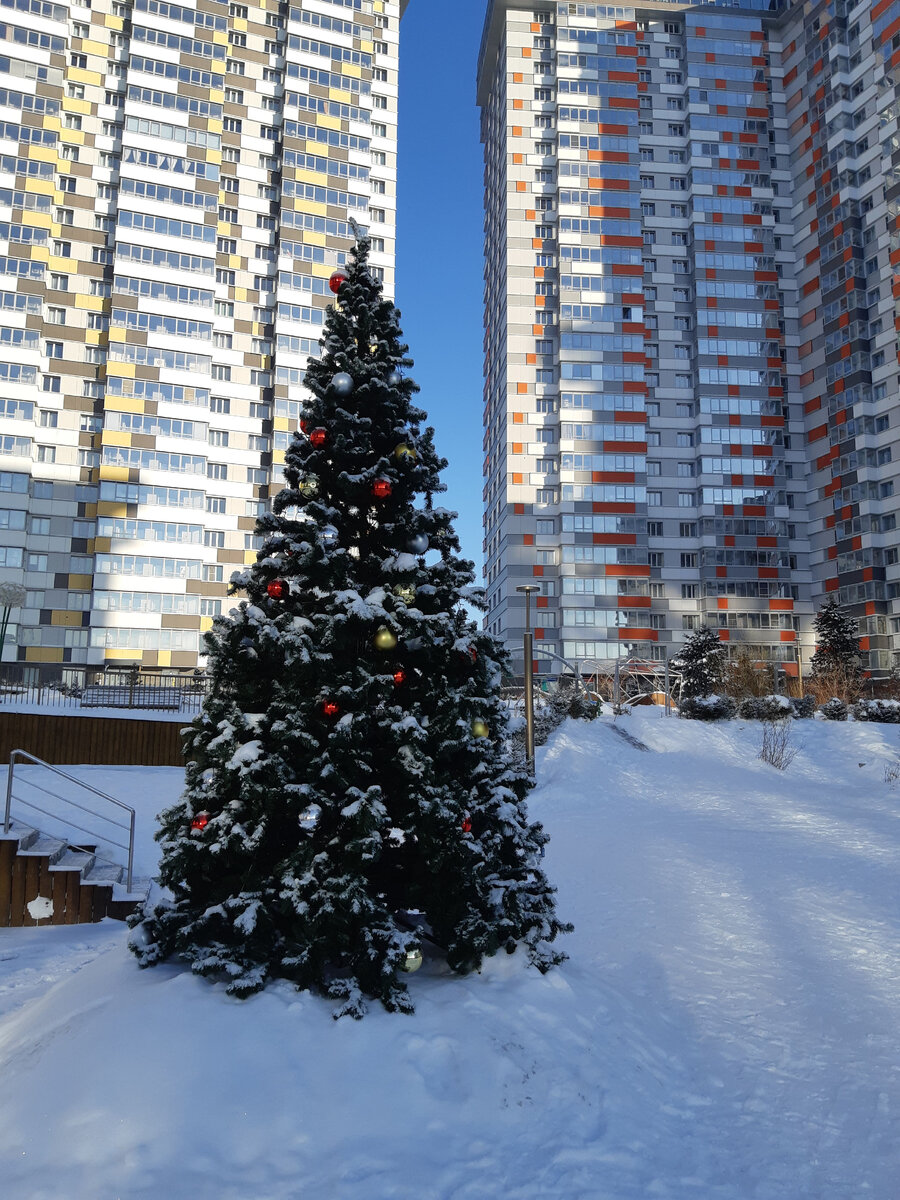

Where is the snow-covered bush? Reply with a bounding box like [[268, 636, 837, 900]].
[[738, 694, 792, 721], [819, 697, 848, 721], [851, 698, 900, 723], [678, 694, 736, 722], [791, 695, 816, 720]]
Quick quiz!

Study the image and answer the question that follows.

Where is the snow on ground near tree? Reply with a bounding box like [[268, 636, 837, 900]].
[[1, 713, 899, 1199]]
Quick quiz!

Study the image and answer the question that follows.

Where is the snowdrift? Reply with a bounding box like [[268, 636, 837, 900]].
[[1, 713, 899, 1199]]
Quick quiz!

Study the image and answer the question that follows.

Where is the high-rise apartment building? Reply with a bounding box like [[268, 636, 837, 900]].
[[0, 0, 406, 669], [478, 0, 900, 679]]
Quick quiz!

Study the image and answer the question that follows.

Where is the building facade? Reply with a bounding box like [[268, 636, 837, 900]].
[[478, 0, 900, 679], [0, 0, 406, 669]]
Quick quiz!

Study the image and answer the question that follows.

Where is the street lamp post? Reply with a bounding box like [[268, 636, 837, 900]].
[[516, 584, 540, 775]]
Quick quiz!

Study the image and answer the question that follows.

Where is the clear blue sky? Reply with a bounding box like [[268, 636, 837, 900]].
[[395, 1, 488, 577]]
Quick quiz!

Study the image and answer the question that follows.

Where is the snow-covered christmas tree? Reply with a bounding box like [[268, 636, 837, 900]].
[[810, 595, 862, 693], [130, 233, 570, 1017], [673, 625, 726, 699]]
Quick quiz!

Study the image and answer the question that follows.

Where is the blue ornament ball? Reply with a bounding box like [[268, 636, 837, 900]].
[[320, 525, 338, 548], [388, 370, 402, 388], [407, 533, 429, 555], [331, 372, 353, 396]]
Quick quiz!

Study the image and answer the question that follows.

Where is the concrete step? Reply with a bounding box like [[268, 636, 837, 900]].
[[82, 861, 123, 887], [18, 834, 69, 860]]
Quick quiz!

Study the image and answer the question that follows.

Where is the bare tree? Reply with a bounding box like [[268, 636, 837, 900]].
[[758, 719, 797, 771]]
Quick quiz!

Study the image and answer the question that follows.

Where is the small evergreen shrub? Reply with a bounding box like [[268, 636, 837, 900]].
[[738, 694, 792, 721], [851, 698, 900, 724], [679, 694, 736, 722], [819, 697, 848, 721], [791, 695, 816, 720]]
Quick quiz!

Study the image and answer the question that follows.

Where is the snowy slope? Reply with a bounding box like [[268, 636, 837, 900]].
[[1, 714, 899, 1199]]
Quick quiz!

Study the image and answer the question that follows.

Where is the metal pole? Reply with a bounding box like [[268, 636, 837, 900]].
[[797, 644, 803, 691], [3, 749, 15, 834], [664, 657, 671, 716], [516, 585, 540, 776], [614, 658, 620, 711]]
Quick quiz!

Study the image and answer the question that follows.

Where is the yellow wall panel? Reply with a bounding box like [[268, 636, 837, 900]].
[[328, 89, 352, 104], [68, 574, 93, 589], [98, 467, 129, 483], [97, 502, 129, 517], [51, 611, 82, 627], [317, 115, 341, 131], [75, 294, 105, 311], [24, 179, 55, 195], [102, 431, 131, 447], [62, 96, 91, 115], [25, 647, 64, 663], [106, 362, 135, 378], [92, 536, 111, 553], [105, 395, 144, 413], [67, 67, 103, 87]]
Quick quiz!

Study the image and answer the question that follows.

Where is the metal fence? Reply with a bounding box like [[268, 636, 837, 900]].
[[0, 663, 209, 714]]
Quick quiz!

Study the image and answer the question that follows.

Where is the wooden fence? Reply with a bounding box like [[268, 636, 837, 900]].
[[0, 712, 186, 767]]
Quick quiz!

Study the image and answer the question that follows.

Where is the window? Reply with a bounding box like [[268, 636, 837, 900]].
[[647, 490, 661, 506], [204, 530, 225, 549], [647, 521, 663, 537], [46, 307, 65, 325], [676, 432, 694, 447], [210, 397, 231, 415], [36, 446, 56, 464], [42, 376, 60, 394], [39, 410, 58, 429], [680, 553, 697, 568], [207, 463, 228, 481], [67, 83, 85, 99], [211, 366, 231, 382], [222, 147, 240, 163], [210, 430, 229, 448], [203, 564, 224, 583], [50, 273, 68, 292], [225, 88, 243, 103], [229, 32, 246, 47], [45, 342, 63, 359]]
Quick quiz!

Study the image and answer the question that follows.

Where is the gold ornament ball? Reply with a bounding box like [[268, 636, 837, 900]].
[[471, 719, 490, 739], [393, 443, 416, 462], [298, 475, 319, 498], [393, 584, 416, 605], [374, 626, 398, 651], [399, 947, 423, 973]]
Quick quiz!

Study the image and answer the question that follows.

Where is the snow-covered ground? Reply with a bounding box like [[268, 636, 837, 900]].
[[1, 712, 899, 1199]]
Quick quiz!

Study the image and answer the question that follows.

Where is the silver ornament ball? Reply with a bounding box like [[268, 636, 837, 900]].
[[388, 370, 402, 388], [320, 525, 339, 548], [331, 371, 354, 396], [407, 533, 429, 555]]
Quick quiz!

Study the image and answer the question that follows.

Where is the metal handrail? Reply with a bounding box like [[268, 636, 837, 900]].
[[3, 749, 135, 892]]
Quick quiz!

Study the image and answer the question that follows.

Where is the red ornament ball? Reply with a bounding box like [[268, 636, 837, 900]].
[[191, 812, 209, 832], [392, 668, 407, 687], [322, 700, 341, 718], [329, 270, 347, 294], [267, 580, 287, 600], [372, 478, 393, 499], [309, 427, 327, 447], [461, 816, 472, 834]]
